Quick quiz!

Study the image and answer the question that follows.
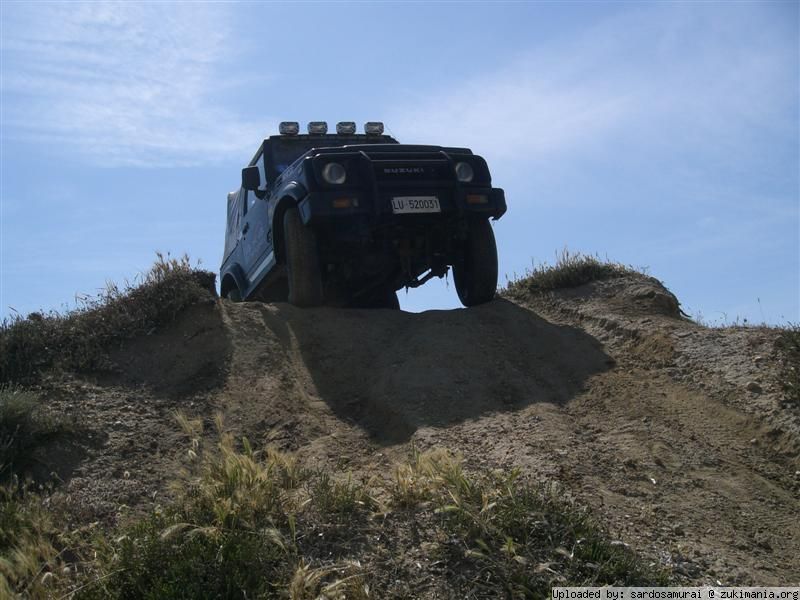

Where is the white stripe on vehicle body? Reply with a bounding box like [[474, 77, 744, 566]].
[[249, 251, 275, 281]]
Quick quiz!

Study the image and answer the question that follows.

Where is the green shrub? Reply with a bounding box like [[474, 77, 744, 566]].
[[78, 511, 290, 600], [0, 254, 216, 384], [75, 415, 370, 599], [0, 385, 69, 480]]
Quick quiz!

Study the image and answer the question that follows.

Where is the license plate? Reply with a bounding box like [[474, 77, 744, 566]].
[[391, 196, 441, 214]]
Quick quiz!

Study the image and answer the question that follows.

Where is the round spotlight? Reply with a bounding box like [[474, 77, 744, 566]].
[[454, 162, 474, 183], [322, 162, 346, 184]]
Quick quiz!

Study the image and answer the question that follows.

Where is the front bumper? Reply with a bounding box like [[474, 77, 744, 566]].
[[298, 186, 506, 224]]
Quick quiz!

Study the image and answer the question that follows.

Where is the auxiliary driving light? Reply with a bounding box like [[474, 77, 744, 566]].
[[279, 121, 299, 135], [364, 121, 384, 135], [454, 161, 474, 183], [336, 121, 356, 135], [322, 162, 346, 185], [308, 121, 328, 134]]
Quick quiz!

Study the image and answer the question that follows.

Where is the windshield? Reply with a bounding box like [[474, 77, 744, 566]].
[[272, 140, 322, 173], [270, 136, 397, 174]]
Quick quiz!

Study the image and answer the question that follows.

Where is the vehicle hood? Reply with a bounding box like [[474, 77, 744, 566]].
[[304, 143, 474, 157]]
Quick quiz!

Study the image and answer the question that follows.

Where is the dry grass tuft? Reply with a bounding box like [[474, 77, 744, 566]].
[[289, 559, 370, 600], [0, 253, 216, 384], [0, 482, 66, 599], [503, 248, 646, 297]]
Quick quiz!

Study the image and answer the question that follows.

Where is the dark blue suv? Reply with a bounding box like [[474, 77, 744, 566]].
[[220, 121, 506, 308]]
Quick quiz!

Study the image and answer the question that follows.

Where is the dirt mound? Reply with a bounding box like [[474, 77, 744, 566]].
[[238, 299, 612, 443], [29, 272, 800, 586]]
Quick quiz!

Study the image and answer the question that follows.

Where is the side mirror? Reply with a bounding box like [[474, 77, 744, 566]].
[[242, 166, 260, 191]]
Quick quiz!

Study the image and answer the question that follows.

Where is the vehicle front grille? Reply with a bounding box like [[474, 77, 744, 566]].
[[371, 159, 453, 184]]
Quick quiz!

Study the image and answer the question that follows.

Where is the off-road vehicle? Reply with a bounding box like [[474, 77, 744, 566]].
[[220, 121, 506, 308]]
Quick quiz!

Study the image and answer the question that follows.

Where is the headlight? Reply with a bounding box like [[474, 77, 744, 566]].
[[454, 161, 474, 183], [322, 162, 346, 184]]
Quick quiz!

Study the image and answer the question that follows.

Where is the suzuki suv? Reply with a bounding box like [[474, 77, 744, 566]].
[[220, 121, 506, 308]]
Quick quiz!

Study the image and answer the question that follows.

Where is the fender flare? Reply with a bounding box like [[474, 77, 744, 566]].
[[271, 182, 308, 265], [220, 264, 247, 298]]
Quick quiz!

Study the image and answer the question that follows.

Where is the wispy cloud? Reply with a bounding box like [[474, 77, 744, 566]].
[[1, 2, 268, 166], [388, 4, 797, 168]]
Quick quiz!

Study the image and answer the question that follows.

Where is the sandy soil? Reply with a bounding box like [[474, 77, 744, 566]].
[[36, 275, 800, 585]]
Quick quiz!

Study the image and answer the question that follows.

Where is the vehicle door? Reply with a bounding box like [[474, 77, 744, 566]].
[[240, 152, 274, 287]]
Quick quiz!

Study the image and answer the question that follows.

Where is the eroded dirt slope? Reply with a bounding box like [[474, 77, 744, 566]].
[[41, 275, 799, 585]]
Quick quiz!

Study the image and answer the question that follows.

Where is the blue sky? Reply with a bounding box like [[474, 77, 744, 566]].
[[1, 1, 798, 324]]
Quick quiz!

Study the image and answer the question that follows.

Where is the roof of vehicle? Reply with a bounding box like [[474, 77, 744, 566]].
[[250, 134, 399, 166]]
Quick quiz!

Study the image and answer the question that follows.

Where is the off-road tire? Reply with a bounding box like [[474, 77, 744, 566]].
[[453, 219, 498, 307], [283, 206, 324, 307], [375, 289, 400, 310], [226, 287, 242, 302], [351, 287, 400, 310], [385, 290, 401, 310]]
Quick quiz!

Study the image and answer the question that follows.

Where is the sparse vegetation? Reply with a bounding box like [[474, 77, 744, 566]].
[[0, 253, 216, 384], [0, 421, 665, 599], [0, 385, 70, 480], [776, 325, 800, 406], [391, 449, 667, 594], [503, 249, 645, 296], [73, 414, 375, 599]]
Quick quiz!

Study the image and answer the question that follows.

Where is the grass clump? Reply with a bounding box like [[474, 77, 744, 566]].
[[308, 472, 376, 519], [504, 249, 645, 297], [288, 560, 370, 600], [0, 482, 68, 599], [0, 385, 70, 480], [4, 426, 665, 598], [392, 450, 667, 594], [74, 415, 372, 600], [775, 326, 800, 406], [0, 253, 216, 384]]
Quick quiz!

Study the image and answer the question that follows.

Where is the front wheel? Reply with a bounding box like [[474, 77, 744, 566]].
[[377, 289, 401, 310], [283, 206, 323, 307], [452, 219, 498, 307], [351, 287, 400, 310]]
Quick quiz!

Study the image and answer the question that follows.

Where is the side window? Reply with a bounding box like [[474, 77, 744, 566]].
[[256, 156, 268, 197], [227, 192, 239, 236]]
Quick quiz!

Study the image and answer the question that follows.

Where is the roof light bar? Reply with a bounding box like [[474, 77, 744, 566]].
[[336, 121, 356, 135], [279, 121, 299, 135], [308, 121, 328, 134], [364, 121, 384, 136]]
